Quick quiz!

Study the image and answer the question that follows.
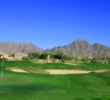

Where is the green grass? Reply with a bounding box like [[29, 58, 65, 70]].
[[0, 61, 110, 100], [3, 60, 110, 70]]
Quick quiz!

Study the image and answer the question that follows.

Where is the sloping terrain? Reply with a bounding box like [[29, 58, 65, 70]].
[[0, 42, 43, 54], [45, 39, 110, 57], [0, 39, 110, 57]]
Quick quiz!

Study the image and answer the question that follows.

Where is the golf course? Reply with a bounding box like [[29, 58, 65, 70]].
[[0, 61, 110, 100]]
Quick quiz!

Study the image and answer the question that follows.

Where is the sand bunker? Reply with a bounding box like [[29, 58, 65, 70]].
[[93, 69, 109, 73], [46, 70, 91, 74], [6, 67, 110, 74], [46, 69, 110, 74], [6, 67, 28, 73]]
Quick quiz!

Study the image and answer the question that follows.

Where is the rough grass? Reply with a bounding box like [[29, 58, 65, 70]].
[[0, 61, 110, 100]]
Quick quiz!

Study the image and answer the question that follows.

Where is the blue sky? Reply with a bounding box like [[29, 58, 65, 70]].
[[0, 0, 110, 49]]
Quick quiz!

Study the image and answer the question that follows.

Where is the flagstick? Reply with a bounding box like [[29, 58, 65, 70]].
[[1, 58, 4, 78]]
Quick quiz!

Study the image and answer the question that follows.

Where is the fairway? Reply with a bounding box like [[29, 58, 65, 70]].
[[0, 61, 110, 100]]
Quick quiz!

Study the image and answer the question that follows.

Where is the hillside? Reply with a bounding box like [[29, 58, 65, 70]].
[[0, 42, 43, 54], [0, 39, 110, 57], [45, 39, 110, 57]]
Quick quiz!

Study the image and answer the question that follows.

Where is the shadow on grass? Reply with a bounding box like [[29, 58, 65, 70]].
[[0, 84, 57, 93]]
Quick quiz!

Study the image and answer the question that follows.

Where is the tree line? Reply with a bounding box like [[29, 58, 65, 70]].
[[6, 50, 110, 64], [23, 50, 73, 62]]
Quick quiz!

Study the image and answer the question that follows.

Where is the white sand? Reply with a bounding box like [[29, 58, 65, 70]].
[[46, 69, 110, 74], [6, 67, 109, 74], [6, 67, 28, 73], [93, 69, 109, 73], [46, 70, 92, 74]]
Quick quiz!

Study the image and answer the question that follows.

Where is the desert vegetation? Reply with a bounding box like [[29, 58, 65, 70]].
[[21, 51, 110, 64]]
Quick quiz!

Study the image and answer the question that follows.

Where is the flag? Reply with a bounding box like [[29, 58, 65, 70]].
[[1, 54, 4, 59]]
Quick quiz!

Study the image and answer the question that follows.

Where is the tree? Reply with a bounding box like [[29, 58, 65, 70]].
[[39, 53, 48, 59], [28, 52, 40, 59], [53, 50, 64, 60], [81, 57, 90, 63], [9, 54, 15, 57]]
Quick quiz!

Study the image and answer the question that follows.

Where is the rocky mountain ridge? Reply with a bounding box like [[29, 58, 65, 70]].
[[0, 39, 110, 57], [45, 39, 110, 57], [0, 42, 43, 54]]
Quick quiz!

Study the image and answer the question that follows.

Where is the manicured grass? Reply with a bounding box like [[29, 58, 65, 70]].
[[2, 60, 110, 70], [0, 61, 110, 100]]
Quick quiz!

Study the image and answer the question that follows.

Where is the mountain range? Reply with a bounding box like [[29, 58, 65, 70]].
[[0, 42, 43, 54], [0, 39, 110, 57], [45, 39, 110, 57]]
